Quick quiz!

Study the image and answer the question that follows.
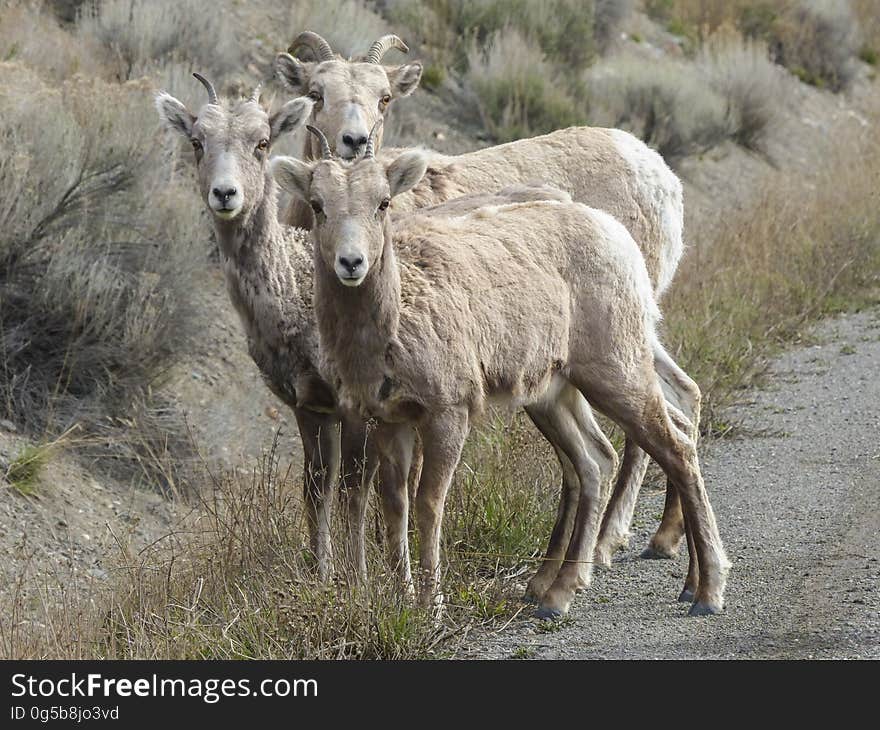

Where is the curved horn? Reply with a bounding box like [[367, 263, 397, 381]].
[[363, 119, 383, 159], [249, 83, 263, 104], [289, 31, 334, 62], [365, 35, 409, 64], [192, 72, 218, 105], [306, 125, 333, 160]]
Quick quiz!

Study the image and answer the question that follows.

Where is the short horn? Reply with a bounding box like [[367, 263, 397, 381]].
[[289, 31, 335, 62], [365, 35, 409, 64], [192, 72, 218, 105], [306, 125, 333, 160], [363, 119, 383, 159]]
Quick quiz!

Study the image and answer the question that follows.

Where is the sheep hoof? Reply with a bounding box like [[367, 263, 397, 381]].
[[688, 601, 722, 617], [640, 545, 676, 560], [677, 587, 696, 603], [534, 606, 564, 621]]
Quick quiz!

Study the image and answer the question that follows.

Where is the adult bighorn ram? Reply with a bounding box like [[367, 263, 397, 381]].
[[274, 31, 696, 574], [272, 125, 729, 618]]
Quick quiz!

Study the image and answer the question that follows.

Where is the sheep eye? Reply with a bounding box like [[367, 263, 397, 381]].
[[310, 200, 324, 216], [256, 139, 269, 152], [191, 138, 202, 150], [378, 198, 390, 212], [307, 90, 322, 103], [379, 94, 391, 109]]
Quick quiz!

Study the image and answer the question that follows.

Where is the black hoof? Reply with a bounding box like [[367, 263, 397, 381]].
[[640, 545, 676, 560], [677, 587, 696, 603], [688, 601, 721, 617], [534, 606, 564, 621]]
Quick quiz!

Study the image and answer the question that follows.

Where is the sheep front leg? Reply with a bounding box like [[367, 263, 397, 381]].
[[413, 408, 469, 609], [339, 416, 380, 582], [374, 422, 417, 591], [294, 408, 341, 581]]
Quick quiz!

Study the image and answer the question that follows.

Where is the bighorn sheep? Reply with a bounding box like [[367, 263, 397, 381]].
[[274, 32, 694, 567], [272, 128, 729, 618], [154, 75, 411, 582]]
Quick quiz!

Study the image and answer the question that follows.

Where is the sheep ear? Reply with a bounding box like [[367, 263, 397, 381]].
[[271, 156, 314, 201], [386, 150, 428, 197], [386, 62, 423, 97], [155, 92, 194, 138], [275, 53, 312, 94], [269, 97, 313, 142]]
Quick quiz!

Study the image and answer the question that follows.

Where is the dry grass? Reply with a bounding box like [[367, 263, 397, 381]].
[[2, 426, 557, 659], [663, 126, 880, 428]]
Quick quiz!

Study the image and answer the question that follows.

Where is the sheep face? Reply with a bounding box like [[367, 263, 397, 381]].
[[155, 80, 312, 222], [272, 150, 428, 286], [275, 53, 422, 160]]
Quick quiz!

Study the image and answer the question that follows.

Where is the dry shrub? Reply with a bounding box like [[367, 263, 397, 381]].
[[0, 64, 201, 478], [466, 28, 584, 142], [647, 0, 861, 91], [697, 29, 785, 151], [770, 0, 859, 90], [75, 0, 241, 81], [852, 0, 880, 61], [389, 0, 633, 71], [287, 0, 391, 60], [0, 3, 104, 82], [594, 0, 635, 51], [586, 52, 730, 162], [664, 126, 880, 426]]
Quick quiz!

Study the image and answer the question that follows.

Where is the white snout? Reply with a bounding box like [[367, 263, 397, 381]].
[[336, 103, 371, 160], [208, 154, 244, 219], [335, 254, 368, 286], [209, 180, 243, 220]]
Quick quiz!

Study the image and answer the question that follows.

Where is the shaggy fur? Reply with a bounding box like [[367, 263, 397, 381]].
[[277, 65, 690, 561], [155, 87, 388, 581], [274, 153, 728, 618]]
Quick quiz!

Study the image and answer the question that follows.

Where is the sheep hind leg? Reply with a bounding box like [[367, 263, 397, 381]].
[[576, 366, 727, 614], [521, 415, 580, 604], [593, 438, 650, 566], [643, 343, 703, 560], [529, 384, 617, 620]]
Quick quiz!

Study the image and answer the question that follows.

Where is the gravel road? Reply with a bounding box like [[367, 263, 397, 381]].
[[471, 308, 880, 659]]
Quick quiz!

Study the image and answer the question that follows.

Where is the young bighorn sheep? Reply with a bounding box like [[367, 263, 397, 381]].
[[154, 74, 410, 582], [272, 128, 729, 618], [274, 32, 694, 566]]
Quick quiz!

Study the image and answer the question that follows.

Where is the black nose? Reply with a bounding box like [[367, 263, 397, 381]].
[[342, 133, 368, 150], [339, 255, 364, 274], [212, 186, 237, 203]]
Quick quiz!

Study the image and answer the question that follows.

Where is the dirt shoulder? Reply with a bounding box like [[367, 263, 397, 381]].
[[469, 306, 880, 659]]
